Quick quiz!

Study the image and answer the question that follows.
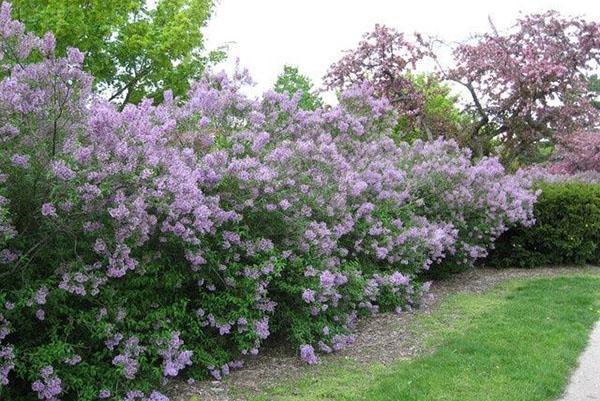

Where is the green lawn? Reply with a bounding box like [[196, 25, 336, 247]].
[[249, 275, 600, 401]]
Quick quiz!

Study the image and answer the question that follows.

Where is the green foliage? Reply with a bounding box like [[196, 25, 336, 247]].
[[393, 73, 468, 144], [486, 183, 600, 267], [10, 0, 220, 106], [274, 65, 322, 111]]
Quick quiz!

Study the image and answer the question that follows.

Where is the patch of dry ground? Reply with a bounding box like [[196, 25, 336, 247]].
[[170, 266, 600, 401]]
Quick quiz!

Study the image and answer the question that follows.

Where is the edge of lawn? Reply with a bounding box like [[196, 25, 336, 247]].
[[242, 273, 600, 401]]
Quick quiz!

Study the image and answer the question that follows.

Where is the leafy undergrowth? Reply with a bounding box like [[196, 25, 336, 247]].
[[248, 275, 600, 401]]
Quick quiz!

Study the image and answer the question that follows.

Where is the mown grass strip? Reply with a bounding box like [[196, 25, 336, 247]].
[[250, 275, 600, 401]]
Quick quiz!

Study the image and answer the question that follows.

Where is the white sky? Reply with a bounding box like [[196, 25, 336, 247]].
[[203, 0, 600, 97]]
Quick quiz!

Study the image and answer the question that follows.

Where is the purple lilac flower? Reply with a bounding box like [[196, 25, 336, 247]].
[[332, 334, 355, 351], [147, 391, 170, 401], [0, 313, 10, 340], [35, 286, 48, 304], [63, 355, 81, 365], [221, 363, 230, 376], [124, 390, 144, 401], [251, 131, 270, 152], [299, 344, 317, 365], [302, 288, 315, 303], [10, 154, 29, 168], [112, 336, 145, 380], [41, 203, 57, 218], [198, 116, 211, 128], [254, 317, 270, 339], [159, 332, 193, 377], [0, 346, 15, 385], [31, 366, 62, 401], [279, 199, 291, 210], [209, 367, 221, 380], [229, 360, 244, 369], [319, 270, 336, 289], [375, 247, 389, 259], [351, 180, 368, 196], [218, 323, 231, 335], [67, 47, 84, 64], [390, 272, 410, 286], [51, 160, 76, 181]]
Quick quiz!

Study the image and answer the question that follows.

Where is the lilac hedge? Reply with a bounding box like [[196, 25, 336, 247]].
[[0, 5, 536, 400]]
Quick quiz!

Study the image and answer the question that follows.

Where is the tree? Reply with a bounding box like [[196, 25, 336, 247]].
[[442, 12, 600, 165], [549, 130, 600, 174], [325, 14, 600, 166], [274, 65, 322, 111], [324, 25, 429, 135], [324, 26, 469, 143], [9, 0, 220, 107], [395, 73, 468, 143]]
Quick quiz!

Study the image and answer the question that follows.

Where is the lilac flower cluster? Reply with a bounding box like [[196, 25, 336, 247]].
[[0, 6, 537, 400], [158, 332, 193, 377], [0, 345, 14, 385], [522, 165, 600, 184], [112, 336, 145, 380], [299, 344, 318, 365], [31, 366, 62, 401]]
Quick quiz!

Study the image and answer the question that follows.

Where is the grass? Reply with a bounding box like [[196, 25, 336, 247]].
[[248, 275, 600, 401]]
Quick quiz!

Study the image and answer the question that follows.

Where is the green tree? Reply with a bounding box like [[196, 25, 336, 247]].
[[274, 65, 322, 111], [395, 73, 469, 144], [10, 0, 220, 107]]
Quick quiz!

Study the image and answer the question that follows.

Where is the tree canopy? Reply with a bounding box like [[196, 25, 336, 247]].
[[10, 0, 219, 106], [274, 65, 322, 111], [325, 13, 600, 166], [446, 11, 600, 165]]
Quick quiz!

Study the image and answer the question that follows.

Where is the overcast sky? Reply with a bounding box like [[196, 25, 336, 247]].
[[203, 0, 600, 96]]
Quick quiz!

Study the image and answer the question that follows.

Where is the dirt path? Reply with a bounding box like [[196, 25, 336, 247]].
[[171, 266, 600, 401]]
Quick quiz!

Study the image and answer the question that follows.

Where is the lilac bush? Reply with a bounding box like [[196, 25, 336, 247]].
[[398, 139, 537, 270], [0, 5, 536, 400], [520, 165, 600, 185]]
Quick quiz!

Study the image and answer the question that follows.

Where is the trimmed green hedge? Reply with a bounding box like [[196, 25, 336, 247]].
[[485, 182, 600, 268]]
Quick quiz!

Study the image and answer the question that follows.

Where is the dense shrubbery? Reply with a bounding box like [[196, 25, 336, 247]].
[[0, 6, 536, 400], [486, 182, 600, 268]]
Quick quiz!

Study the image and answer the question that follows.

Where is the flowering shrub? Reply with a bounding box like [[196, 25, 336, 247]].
[[516, 164, 600, 186], [0, 5, 536, 400], [398, 139, 537, 272]]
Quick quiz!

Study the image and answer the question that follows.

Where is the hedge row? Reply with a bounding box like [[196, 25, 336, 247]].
[[485, 182, 600, 268], [0, 8, 537, 400]]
